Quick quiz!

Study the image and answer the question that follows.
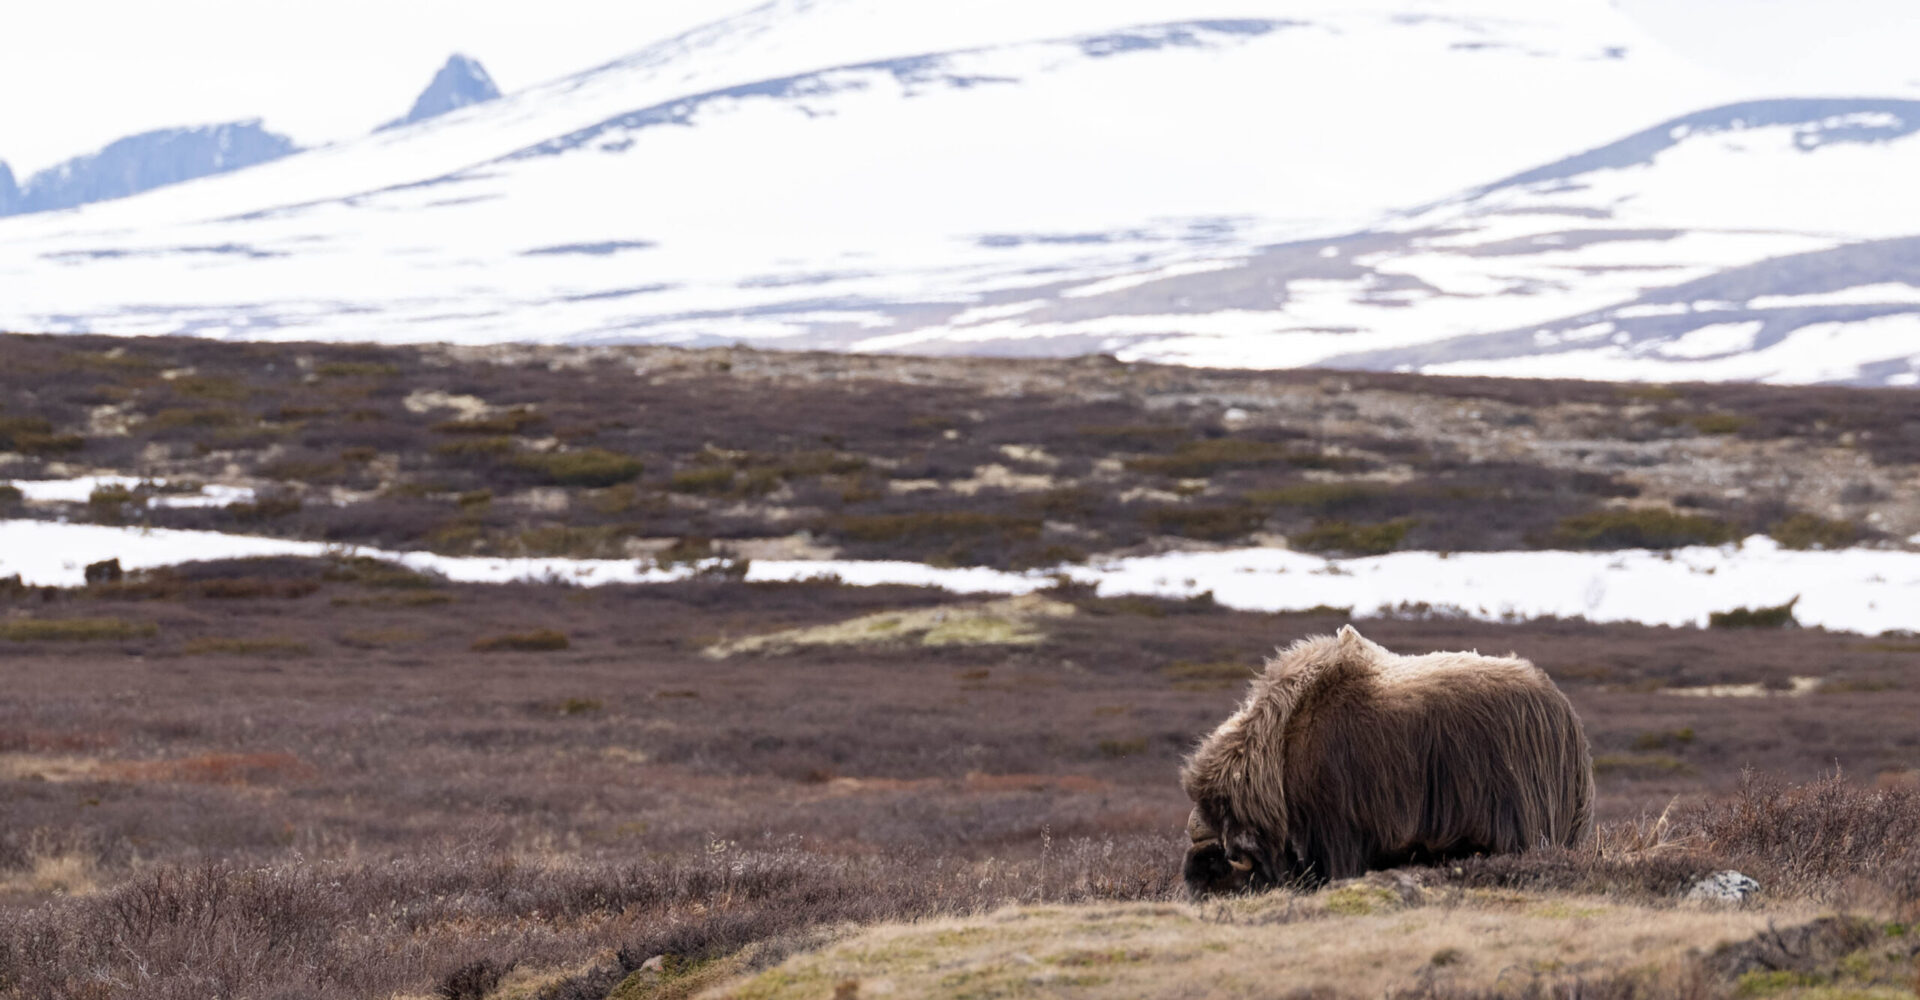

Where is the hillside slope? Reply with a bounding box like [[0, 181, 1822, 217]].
[[0, 0, 1733, 352]]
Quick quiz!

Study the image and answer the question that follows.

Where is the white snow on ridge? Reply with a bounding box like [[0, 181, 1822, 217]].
[[1426, 312, 1920, 383], [2, 520, 1913, 635], [0, 0, 1735, 351]]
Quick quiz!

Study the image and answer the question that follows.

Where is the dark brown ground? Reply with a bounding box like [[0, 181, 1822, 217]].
[[3, 333, 1916, 568], [5, 560, 1916, 884]]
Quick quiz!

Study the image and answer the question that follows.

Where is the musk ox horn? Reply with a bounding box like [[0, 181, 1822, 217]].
[[1186, 808, 1217, 844], [1227, 855, 1254, 872]]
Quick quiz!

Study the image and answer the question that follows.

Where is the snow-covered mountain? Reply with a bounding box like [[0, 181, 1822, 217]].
[[0, 120, 296, 218], [0, 0, 1912, 385], [937, 97, 1920, 385], [379, 54, 502, 131]]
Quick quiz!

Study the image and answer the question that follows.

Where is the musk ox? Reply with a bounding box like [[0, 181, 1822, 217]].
[[1181, 625, 1593, 894]]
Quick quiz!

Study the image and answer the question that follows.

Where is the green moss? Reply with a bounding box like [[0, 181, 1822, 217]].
[[1244, 482, 1383, 511], [1686, 412, 1753, 436], [1592, 753, 1694, 777], [323, 556, 438, 589], [0, 415, 86, 454], [516, 448, 644, 487], [1709, 598, 1799, 630], [169, 374, 251, 401], [1631, 727, 1696, 750], [1124, 437, 1295, 477], [1322, 884, 1399, 916], [1293, 518, 1414, 555], [1551, 508, 1738, 549], [1770, 514, 1857, 550], [670, 465, 737, 495], [472, 629, 571, 653], [1162, 660, 1255, 684], [1142, 504, 1266, 540]]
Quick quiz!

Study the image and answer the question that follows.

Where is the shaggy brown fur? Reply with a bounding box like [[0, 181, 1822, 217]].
[[1181, 626, 1593, 893]]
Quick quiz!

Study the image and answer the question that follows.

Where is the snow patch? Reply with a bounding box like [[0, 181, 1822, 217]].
[[3, 521, 1918, 635]]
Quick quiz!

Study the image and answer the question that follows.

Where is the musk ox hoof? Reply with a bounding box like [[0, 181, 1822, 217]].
[[1686, 870, 1760, 904]]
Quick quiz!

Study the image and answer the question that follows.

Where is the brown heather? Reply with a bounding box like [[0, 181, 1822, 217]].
[[0, 561, 1917, 997]]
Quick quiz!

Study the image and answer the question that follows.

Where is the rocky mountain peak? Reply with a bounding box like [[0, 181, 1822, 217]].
[[386, 54, 502, 130]]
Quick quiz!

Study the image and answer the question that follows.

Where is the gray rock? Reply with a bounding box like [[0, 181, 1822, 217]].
[[1686, 869, 1760, 903], [0, 121, 296, 217], [382, 54, 500, 130]]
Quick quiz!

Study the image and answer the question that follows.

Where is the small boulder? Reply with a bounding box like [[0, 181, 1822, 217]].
[[1686, 870, 1759, 903]]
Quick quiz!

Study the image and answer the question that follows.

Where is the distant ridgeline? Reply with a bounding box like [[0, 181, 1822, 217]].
[[0, 53, 499, 218], [378, 54, 502, 131], [0, 120, 297, 217]]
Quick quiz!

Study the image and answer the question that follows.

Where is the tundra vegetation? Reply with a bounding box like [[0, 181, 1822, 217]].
[[1, 334, 1917, 567], [3, 337, 1919, 998], [0, 561, 1916, 998]]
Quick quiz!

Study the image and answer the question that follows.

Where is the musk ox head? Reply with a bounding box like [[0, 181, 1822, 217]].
[[1182, 804, 1275, 896]]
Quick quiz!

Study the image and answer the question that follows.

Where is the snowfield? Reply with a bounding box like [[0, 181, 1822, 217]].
[[1, 0, 1914, 384], [3, 519, 1913, 635]]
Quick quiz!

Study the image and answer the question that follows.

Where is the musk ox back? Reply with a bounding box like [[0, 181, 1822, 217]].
[[1182, 625, 1593, 894]]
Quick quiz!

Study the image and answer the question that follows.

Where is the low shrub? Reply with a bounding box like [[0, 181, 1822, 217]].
[[515, 449, 644, 487], [1293, 518, 1414, 555], [142, 407, 242, 431], [88, 484, 138, 509], [1551, 508, 1739, 549], [1769, 513, 1856, 550], [670, 465, 737, 495], [472, 629, 571, 653], [1685, 412, 1753, 436], [1142, 504, 1266, 540], [1592, 752, 1694, 777], [323, 557, 440, 590], [0, 483, 22, 507], [227, 492, 303, 521], [1709, 598, 1799, 630], [168, 374, 250, 401], [1124, 438, 1293, 477]]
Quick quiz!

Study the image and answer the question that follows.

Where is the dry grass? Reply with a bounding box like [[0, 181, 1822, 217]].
[[704, 889, 1823, 1000], [704, 595, 1075, 657]]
